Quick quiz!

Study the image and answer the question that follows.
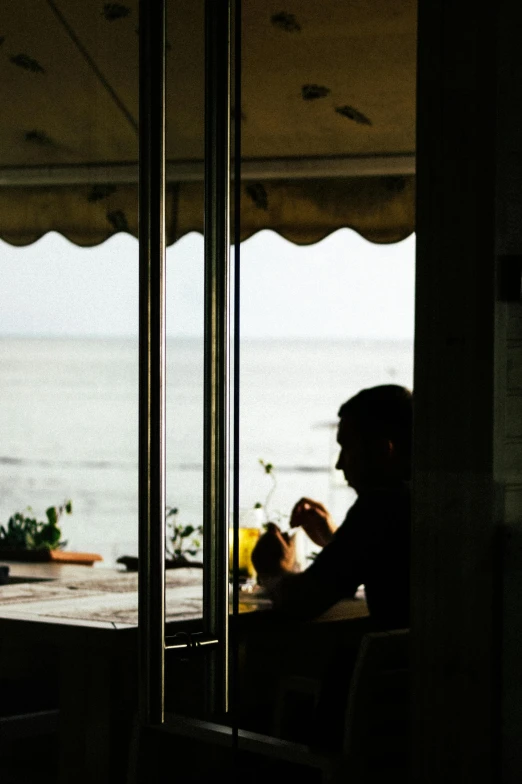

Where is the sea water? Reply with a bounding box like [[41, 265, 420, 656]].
[[0, 336, 413, 566]]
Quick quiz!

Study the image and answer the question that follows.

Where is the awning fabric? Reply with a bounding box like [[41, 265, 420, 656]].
[[0, 0, 416, 247], [0, 176, 415, 248]]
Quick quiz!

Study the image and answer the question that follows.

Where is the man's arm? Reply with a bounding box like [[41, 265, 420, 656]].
[[289, 497, 337, 548], [253, 507, 365, 621], [260, 568, 349, 621]]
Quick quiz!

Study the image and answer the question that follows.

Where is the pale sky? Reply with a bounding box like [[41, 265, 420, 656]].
[[0, 229, 415, 340]]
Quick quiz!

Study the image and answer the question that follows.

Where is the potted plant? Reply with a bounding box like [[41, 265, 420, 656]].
[[0, 501, 102, 565], [165, 506, 203, 566], [117, 506, 203, 571]]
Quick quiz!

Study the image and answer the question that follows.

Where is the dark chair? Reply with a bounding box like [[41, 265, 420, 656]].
[[271, 628, 410, 783], [339, 629, 410, 782]]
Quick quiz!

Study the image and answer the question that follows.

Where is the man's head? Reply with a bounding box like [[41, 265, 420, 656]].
[[336, 385, 413, 493]]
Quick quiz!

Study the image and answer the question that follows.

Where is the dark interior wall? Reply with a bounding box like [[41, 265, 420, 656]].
[[413, 0, 498, 781], [495, 0, 522, 779]]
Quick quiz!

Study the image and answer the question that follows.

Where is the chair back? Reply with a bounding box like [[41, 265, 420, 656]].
[[342, 628, 410, 783]]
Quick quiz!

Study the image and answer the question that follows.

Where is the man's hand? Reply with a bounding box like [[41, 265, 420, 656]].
[[289, 497, 336, 548], [251, 523, 297, 581]]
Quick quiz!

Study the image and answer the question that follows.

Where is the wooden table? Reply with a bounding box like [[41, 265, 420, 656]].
[[0, 561, 369, 783]]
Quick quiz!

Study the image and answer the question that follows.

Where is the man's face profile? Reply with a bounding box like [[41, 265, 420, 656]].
[[335, 414, 364, 491], [336, 411, 397, 492]]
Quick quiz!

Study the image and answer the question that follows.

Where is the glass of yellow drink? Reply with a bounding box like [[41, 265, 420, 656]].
[[229, 526, 261, 579]]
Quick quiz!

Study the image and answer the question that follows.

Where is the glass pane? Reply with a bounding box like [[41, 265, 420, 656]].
[[163, 0, 207, 723], [235, 0, 416, 762], [0, 236, 139, 564], [164, 234, 206, 720], [0, 1, 139, 780]]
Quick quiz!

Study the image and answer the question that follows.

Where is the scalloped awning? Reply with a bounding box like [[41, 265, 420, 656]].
[[0, 0, 416, 247]]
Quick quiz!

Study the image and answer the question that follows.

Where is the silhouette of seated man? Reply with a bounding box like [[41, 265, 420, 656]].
[[252, 384, 412, 631]]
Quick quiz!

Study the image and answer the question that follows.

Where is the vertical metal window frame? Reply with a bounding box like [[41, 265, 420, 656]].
[[203, 0, 233, 718], [138, 0, 234, 727], [230, 0, 242, 741], [138, 0, 166, 726]]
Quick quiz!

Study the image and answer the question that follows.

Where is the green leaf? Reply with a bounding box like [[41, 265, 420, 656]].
[[25, 531, 36, 549], [46, 506, 58, 525], [181, 525, 195, 538], [39, 523, 61, 548], [259, 458, 273, 474], [65, 500, 72, 515]]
